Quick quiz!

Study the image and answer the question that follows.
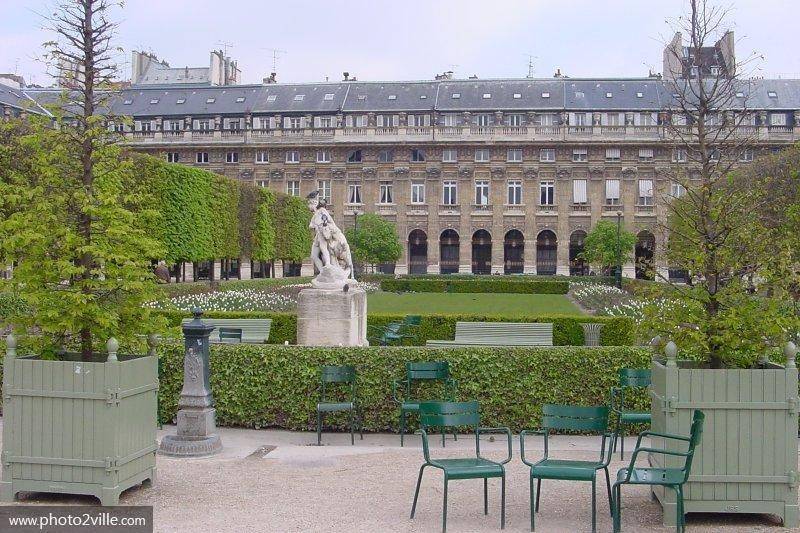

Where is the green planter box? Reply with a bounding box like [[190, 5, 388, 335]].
[[0, 338, 158, 505], [650, 355, 799, 527]]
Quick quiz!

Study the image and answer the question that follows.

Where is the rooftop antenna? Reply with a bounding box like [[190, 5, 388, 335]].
[[216, 41, 235, 56], [261, 48, 287, 73], [524, 53, 537, 78]]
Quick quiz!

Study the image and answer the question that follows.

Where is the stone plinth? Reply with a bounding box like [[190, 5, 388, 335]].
[[297, 286, 368, 346]]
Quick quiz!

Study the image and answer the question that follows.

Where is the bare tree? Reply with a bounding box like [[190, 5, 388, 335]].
[[655, 0, 769, 367]]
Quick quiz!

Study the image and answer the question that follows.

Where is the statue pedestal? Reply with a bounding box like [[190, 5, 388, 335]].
[[297, 287, 368, 346]]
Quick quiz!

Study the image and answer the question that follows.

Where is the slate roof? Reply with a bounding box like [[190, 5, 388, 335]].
[[0, 83, 50, 115], [12, 77, 800, 118]]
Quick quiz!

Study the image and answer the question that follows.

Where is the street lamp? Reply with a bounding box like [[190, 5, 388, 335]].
[[616, 211, 623, 289]]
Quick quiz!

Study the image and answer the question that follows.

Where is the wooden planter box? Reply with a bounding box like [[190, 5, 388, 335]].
[[1, 338, 158, 505], [650, 354, 798, 527]]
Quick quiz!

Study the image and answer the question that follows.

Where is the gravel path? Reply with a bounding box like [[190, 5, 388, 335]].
[[2, 425, 791, 532]]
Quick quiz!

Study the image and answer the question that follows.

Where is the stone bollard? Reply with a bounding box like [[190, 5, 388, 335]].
[[159, 308, 222, 457], [664, 341, 678, 368]]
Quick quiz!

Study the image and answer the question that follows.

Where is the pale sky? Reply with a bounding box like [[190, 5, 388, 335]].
[[2, 0, 799, 87]]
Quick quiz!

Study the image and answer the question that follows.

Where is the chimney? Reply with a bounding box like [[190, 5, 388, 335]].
[[263, 72, 277, 84], [343, 72, 350, 81]]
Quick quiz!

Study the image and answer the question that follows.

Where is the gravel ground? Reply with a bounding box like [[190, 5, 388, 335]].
[[1, 424, 792, 532]]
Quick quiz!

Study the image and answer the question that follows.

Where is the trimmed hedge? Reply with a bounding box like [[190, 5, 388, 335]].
[[381, 278, 569, 294], [155, 310, 634, 346], [155, 343, 651, 431], [362, 273, 617, 286]]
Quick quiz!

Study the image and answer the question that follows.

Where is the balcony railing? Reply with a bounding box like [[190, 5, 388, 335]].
[[438, 204, 461, 214], [343, 128, 367, 136], [537, 205, 558, 215], [131, 131, 154, 138], [376, 127, 397, 135], [439, 126, 462, 136], [570, 204, 591, 214], [407, 127, 431, 136], [635, 204, 656, 216], [471, 204, 493, 214]]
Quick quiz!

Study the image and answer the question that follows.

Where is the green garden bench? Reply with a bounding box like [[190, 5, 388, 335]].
[[613, 410, 705, 533], [392, 361, 458, 446], [426, 321, 553, 347], [368, 315, 421, 346], [610, 368, 652, 459], [316, 365, 363, 446], [521, 404, 613, 532], [180, 318, 271, 344], [410, 401, 511, 533]]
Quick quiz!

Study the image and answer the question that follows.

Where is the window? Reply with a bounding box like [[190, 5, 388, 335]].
[[639, 148, 654, 162], [176, 98, 186, 104], [286, 180, 300, 197], [206, 97, 215, 104], [226, 151, 239, 163], [638, 179, 654, 206], [379, 182, 394, 204], [287, 117, 302, 129], [451, 93, 461, 99], [475, 149, 490, 162], [236, 97, 245, 103], [378, 150, 394, 163], [255, 151, 269, 163], [567, 181, 585, 206], [347, 183, 362, 204], [770, 113, 787, 126], [316, 150, 330, 163], [442, 181, 458, 205], [196, 152, 209, 164], [197, 119, 210, 131], [123, 99, 132, 105], [442, 148, 458, 163], [482, 93, 491, 99], [411, 181, 426, 204], [139, 121, 152, 132], [605, 92, 613, 98], [636, 92, 643, 98], [605, 179, 621, 205], [540, 148, 556, 162], [411, 149, 426, 162], [507, 148, 523, 162], [573, 113, 589, 126], [507, 180, 522, 205], [408, 114, 430, 127], [476, 114, 491, 127], [358, 95, 367, 101], [638, 113, 654, 126], [318, 180, 331, 202], [293, 94, 305, 101], [736, 91, 744, 98], [346, 115, 366, 127], [539, 114, 555, 126], [256, 179, 269, 188], [150, 98, 159, 104], [690, 66, 699, 78], [474, 180, 490, 205], [572, 148, 588, 163], [673, 148, 687, 163], [442, 114, 458, 127], [710, 66, 720, 76], [257, 117, 272, 130], [541, 92, 550, 98], [323, 93, 335, 101], [605, 148, 621, 162], [709, 148, 720, 162], [227, 120, 240, 132], [376, 114, 397, 127], [387, 94, 397, 100], [347, 150, 362, 163], [167, 120, 182, 131], [166, 152, 180, 163], [739, 148, 754, 162], [539, 181, 555, 206], [768, 91, 778, 98], [670, 182, 686, 198], [266, 94, 277, 102], [286, 151, 300, 163], [505, 114, 523, 127], [513, 93, 522, 99], [605, 113, 621, 126], [317, 116, 333, 128]]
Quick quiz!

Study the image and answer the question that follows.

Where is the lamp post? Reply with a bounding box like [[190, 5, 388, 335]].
[[616, 211, 623, 289]]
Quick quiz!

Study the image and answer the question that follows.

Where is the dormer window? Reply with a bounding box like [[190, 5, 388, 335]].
[[636, 92, 643, 98], [150, 98, 159, 104], [690, 66, 699, 78], [266, 94, 277, 102], [420, 95, 427, 99], [606, 92, 613, 98], [357, 95, 366, 100], [451, 93, 461, 99], [388, 94, 397, 100], [294, 94, 305, 101], [575, 91, 585, 98], [323, 93, 335, 100], [710, 66, 720, 76], [123, 99, 132, 105], [206, 97, 215, 104], [735, 92, 744, 98], [513, 93, 521, 99], [176, 98, 186, 104], [768, 91, 778, 98], [541, 92, 550, 98], [482, 93, 491, 99], [236, 97, 245, 103]]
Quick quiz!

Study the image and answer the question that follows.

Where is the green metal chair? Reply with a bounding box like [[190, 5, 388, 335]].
[[613, 410, 705, 533], [369, 315, 422, 346], [316, 365, 363, 445], [393, 361, 458, 446], [520, 404, 614, 532], [610, 368, 652, 459], [410, 401, 511, 533]]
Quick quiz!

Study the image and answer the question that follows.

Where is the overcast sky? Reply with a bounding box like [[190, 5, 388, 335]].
[[2, 0, 799, 86]]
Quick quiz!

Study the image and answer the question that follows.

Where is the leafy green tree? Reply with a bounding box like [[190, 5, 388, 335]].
[[580, 220, 636, 274], [0, 1, 164, 358], [345, 213, 402, 269], [273, 195, 312, 262]]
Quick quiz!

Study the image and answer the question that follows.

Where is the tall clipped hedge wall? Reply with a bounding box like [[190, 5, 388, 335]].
[[154, 343, 651, 431], [381, 278, 569, 294], [155, 310, 634, 346], [273, 194, 312, 261]]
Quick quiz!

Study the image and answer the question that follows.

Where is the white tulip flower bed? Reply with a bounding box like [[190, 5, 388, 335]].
[[148, 281, 381, 312], [570, 282, 683, 325]]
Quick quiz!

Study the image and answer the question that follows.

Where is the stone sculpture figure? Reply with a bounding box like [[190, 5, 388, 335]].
[[306, 191, 355, 289]]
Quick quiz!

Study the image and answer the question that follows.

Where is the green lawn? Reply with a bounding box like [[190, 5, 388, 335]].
[[367, 291, 583, 316]]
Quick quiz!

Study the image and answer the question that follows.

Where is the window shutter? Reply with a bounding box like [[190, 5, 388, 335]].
[[376, 115, 384, 127], [423, 114, 430, 127], [573, 180, 587, 203], [314, 116, 321, 128], [606, 179, 620, 199], [283, 117, 291, 128]]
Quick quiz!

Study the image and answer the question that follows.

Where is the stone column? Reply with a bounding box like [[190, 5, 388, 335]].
[[159, 309, 222, 457], [182, 262, 194, 282], [239, 258, 252, 280], [212, 260, 222, 281]]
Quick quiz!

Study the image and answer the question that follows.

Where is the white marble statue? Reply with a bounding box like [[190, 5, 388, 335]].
[[306, 191, 355, 289]]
